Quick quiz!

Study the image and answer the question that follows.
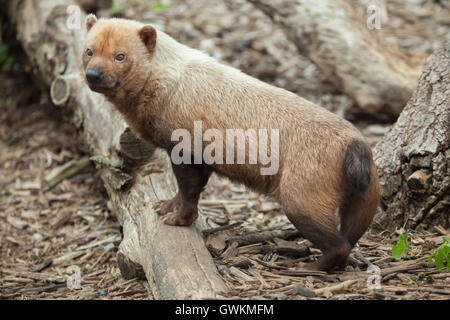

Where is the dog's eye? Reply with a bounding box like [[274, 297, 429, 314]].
[[86, 48, 93, 57], [115, 54, 125, 62]]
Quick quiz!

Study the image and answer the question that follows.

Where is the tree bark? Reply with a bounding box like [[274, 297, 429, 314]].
[[248, 0, 425, 116], [5, 0, 227, 299], [372, 41, 449, 230]]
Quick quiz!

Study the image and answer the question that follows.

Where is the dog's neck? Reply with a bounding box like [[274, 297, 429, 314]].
[[102, 28, 217, 144]]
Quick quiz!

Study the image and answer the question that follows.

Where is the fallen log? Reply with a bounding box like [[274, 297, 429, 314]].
[[248, 0, 425, 116], [4, 0, 227, 299]]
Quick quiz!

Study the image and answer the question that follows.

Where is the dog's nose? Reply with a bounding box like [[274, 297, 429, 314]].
[[86, 68, 104, 84]]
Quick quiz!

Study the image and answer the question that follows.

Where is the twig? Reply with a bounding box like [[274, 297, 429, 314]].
[[202, 221, 242, 236], [434, 225, 450, 236], [421, 288, 450, 295], [0, 269, 65, 283], [253, 258, 290, 270], [381, 259, 428, 277], [19, 283, 67, 295], [313, 279, 358, 296], [226, 229, 300, 246], [271, 269, 331, 279], [109, 289, 148, 297], [50, 211, 72, 230], [52, 251, 85, 266], [41, 157, 91, 192], [32, 259, 53, 272]]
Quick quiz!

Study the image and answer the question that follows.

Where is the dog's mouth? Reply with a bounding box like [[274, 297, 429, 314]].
[[86, 80, 117, 93], [87, 83, 110, 93]]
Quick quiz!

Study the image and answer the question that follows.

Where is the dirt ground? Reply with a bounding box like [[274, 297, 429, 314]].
[[1, 0, 449, 300]]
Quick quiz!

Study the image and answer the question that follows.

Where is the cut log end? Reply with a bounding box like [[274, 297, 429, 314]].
[[50, 77, 70, 106]]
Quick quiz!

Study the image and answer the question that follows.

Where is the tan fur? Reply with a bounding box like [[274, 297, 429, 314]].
[[83, 17, 380, 271]]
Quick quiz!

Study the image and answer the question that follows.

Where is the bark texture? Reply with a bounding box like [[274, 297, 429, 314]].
[[248, 0, 425, 116], [373, 41, 449, 230], [5, 0, 227, 299]]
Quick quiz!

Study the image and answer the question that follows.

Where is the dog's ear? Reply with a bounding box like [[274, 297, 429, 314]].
[[85, 14, 98, 32], [138, 25, 157, 53]]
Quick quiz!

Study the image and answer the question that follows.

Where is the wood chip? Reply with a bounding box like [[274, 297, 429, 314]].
[[0, 269, 65, 283], [226, 229, 300, 246], [314, 279, 358, 297], [206, 234, 227, 257], [7, 216, 28, 229], [202, 221, 242, 236], [221, 241, 239, 259], [50, 211, 72, 230]]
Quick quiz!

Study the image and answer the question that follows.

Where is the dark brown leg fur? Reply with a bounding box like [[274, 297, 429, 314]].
[[284, 212, 351, 271], [340, 194, 369, 247], [156, 192, 181, 216], [155, 162, 212, 226]]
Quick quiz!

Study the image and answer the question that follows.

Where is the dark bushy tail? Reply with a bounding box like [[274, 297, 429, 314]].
[[341, 139, 380, 247], [344, 139, 372, 197]]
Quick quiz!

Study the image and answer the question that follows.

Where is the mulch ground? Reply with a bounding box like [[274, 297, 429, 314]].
[[1, 0, 449, 300], [1, 72, 448, 300], [0, 73, 149, 299], [200, 177, 450, 299]]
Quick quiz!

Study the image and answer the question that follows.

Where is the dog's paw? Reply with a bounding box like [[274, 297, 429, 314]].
[[154, 197, 179, 216], [161, 211, 198, 226]]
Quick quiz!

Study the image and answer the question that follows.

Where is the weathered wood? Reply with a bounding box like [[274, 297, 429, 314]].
[[373, 41, 449, 230], [205, 234, 227, 257], [202, 221, 242, 237], [313, 279, 358, 297], [248, 0, 425, 116], [261, 238, 310, 258], [5, 0, 227, 299]]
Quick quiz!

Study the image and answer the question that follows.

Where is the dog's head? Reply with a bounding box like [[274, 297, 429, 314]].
[[83, 15, 157, 94]]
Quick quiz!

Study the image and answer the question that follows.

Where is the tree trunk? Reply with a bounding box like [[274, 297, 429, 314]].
[[248, 0, 425, 116], [4, 0, 227, 299], [372, 41, 449, 231]]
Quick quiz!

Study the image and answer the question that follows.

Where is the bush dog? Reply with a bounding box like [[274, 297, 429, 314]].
[[83, 15, 380, 271]]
